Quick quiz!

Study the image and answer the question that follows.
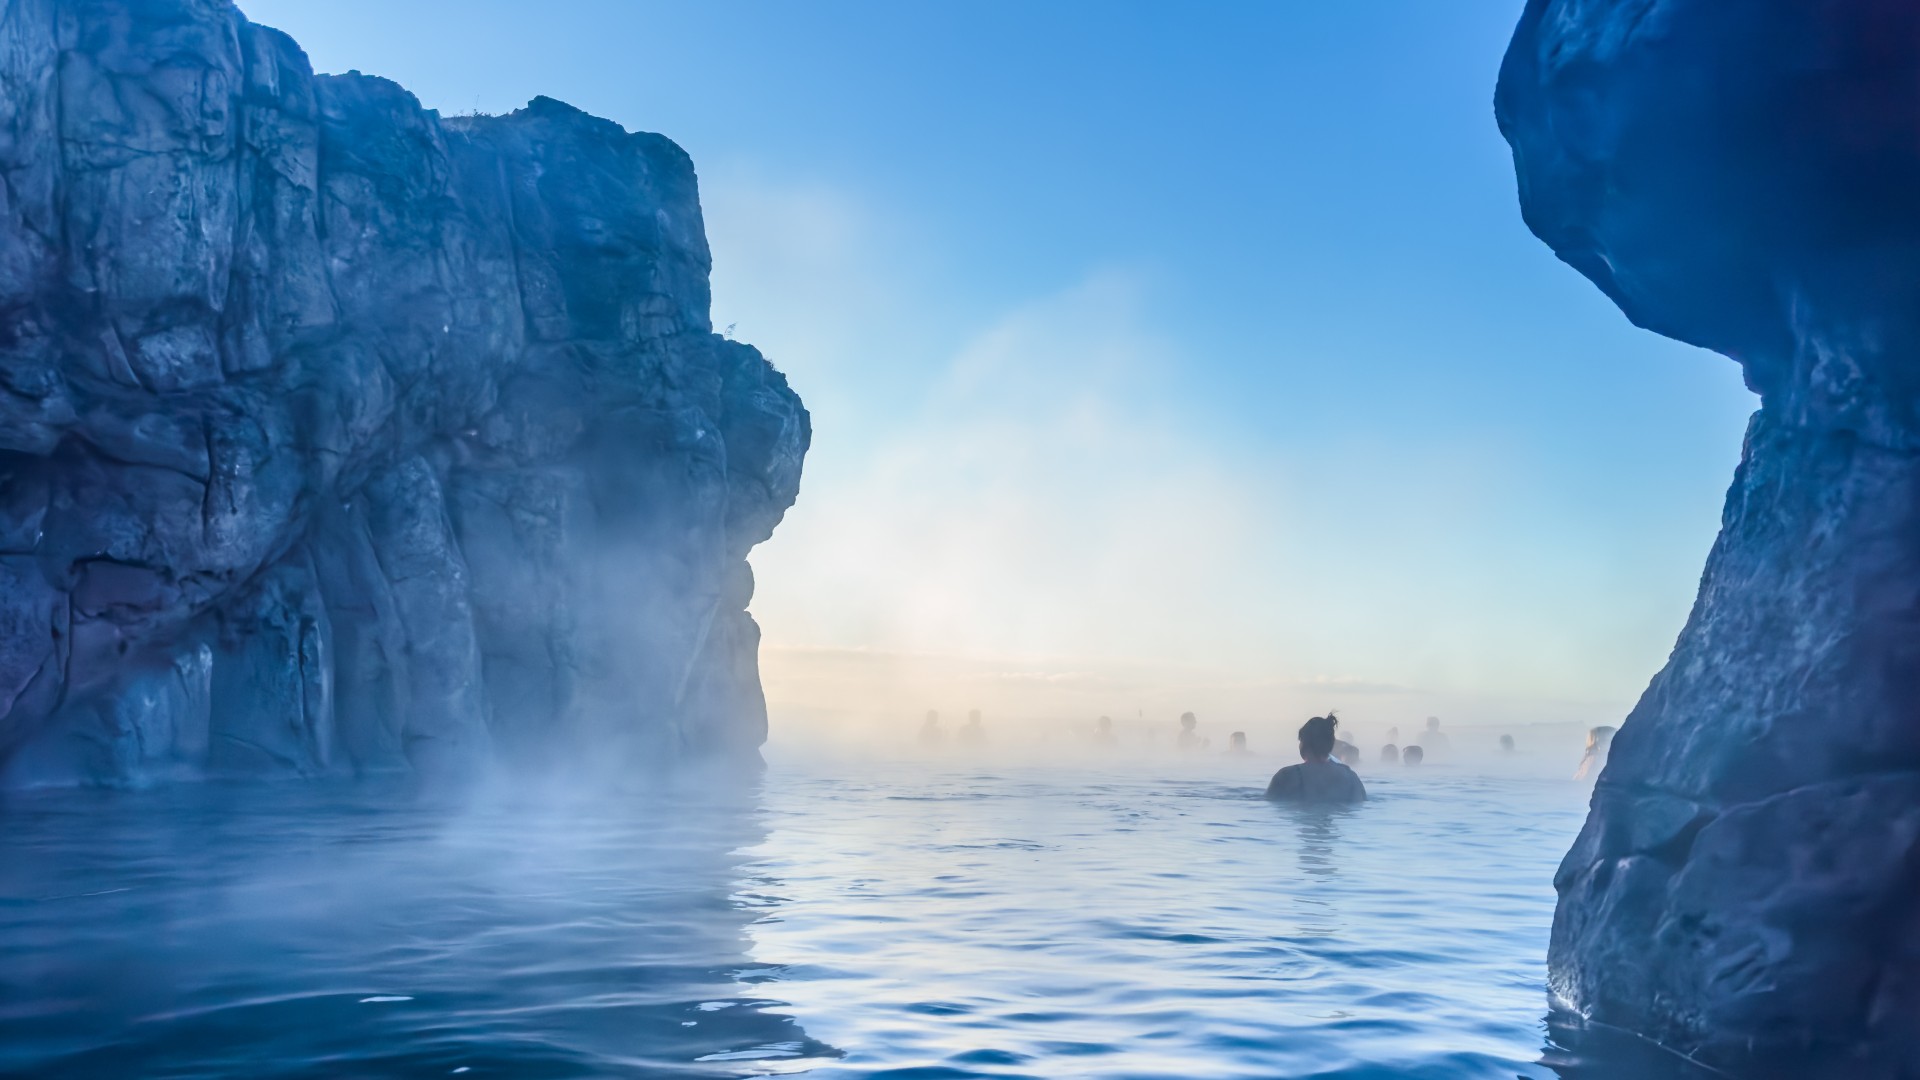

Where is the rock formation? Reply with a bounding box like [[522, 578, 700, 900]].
[[1499, 1, 1920, 1073], [0, 0, 809, 786]]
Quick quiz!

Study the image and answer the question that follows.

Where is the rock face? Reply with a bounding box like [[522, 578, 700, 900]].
[[0, 0, 809, 787], [1499, 1, 1920, 1073]]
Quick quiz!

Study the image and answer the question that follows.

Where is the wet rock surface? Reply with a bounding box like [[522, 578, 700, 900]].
[[1499, 1, 1920, 1073], [0, 0, 809, 786]]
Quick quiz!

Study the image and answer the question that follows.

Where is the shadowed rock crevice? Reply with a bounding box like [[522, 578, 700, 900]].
[[0, 0, 809, 788], [1499, 0, 1920, 1073]]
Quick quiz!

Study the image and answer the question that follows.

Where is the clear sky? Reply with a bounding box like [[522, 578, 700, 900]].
[[243, 1, 1758, 740]]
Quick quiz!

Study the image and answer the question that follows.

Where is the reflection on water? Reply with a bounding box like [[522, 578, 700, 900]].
[[1542, 1009, 1734, 1080], [739, 757, 1597, 1079], [0, 751, 1731, 1078], [1284, 804, 1350, 883], [0, 776, 833, 1078]]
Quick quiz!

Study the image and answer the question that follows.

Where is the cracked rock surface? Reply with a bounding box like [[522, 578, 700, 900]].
[[1499, 0, 1920, 1072], [0, 0, 809, 786]]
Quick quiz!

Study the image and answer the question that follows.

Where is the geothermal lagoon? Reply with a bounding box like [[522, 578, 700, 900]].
[[1, 735, 1706, 1079]]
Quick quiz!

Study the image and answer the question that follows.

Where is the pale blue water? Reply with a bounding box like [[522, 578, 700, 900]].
[[0, 752, 1716, 1078]]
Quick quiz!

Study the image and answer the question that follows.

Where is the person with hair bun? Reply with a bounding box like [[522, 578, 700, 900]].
[[1264, 713, 1367, 804]]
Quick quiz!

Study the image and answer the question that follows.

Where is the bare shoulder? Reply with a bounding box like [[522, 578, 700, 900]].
[[1264, 763, 1301, 798], [1339, 761, 1368, 799]]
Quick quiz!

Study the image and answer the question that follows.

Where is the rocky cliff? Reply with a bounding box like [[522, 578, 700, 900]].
[[0, 0, 809, 787], [1499, 1, 1920, 1073]]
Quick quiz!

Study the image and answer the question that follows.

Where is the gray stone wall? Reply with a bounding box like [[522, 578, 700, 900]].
[[0, 0, 809, 787], [1498, 1, 1920, 1072]]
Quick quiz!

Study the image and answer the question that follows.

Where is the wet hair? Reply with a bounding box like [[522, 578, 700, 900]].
[[1298, 714, 1338, 758], [1229, 731, 1247, 747], [1403, 745, 1425, 765], [1180, 711, 1197, 727]]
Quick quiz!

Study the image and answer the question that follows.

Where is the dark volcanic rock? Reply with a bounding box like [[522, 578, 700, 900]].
[[0, 0, 809, 787], [1499, 1, 1920, 1073]]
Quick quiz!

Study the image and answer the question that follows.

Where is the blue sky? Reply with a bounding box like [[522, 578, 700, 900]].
[[245, 1, 1758, 735]]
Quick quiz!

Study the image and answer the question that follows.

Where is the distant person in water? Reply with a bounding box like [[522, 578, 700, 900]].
[[1402, 745, 1424, 766], [918, 710, 944, 746], [1500, 733, 1516, 753], [1574, 725, 1616, 780], [1265, 715, 1366, 804], [1380, 726, 1400, 763], [1177, 711, 1207, 750], [1416, 716, 1451, 760], [1227, 731, 1251, 756], [1093, 714, 1118, 747], [1332, 738, 1360, 766], [958, 709, 987, 747]]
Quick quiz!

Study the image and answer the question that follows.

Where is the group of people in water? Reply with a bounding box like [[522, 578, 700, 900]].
[[917, 709, 988, 747], [1262, 713, 1619, 804], [1261, 714, 1451, 803], [913, 706, 1618, 807]]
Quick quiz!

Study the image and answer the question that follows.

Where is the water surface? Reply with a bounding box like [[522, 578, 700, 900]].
[[0, 750, 1716, 1078]]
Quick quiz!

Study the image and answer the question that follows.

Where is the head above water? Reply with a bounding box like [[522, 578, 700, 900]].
[[1180, 711, 1197, 730], [1403, 745, 1425, 765], [1426, 716, 1441, 732], [1229, 731, 1247, 750], [1500, 734, 1515, 751], [1298, 714, 1339, 761], [1097, 715, 1113, 732]]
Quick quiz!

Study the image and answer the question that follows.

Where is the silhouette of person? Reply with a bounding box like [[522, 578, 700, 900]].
[[1416, 716, 1451, 760], [1177, 711, 1205, 751], [1333, 738, 1360, 766], [1227, 731, 1252, 756], [1499, 733, 1516, 753], [918, 709, 944, 747], [958, 709, 987, 747], [1402, 745, 1424, 766], [1575, 725, 1616, 780], [1379, 742, 1400, 764], [1093, 715, 1118, 747], [1265, 715, 1366, 804]]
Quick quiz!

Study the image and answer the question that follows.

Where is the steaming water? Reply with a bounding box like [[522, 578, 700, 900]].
[[0, 750, 1715, 1079]]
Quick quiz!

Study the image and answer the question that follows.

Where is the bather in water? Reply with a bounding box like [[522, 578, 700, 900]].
[[1332, 738, 1360, 766], [1499, 733, 1516, 753], [1574, 725, 1615, 780], [1226, 731, 1252, 756], [958, 709, 987, 747], [1416, 716, 1451, 760], [1402, 745, 1424, 766], [1264, 715, 1366, 805], [918, 710, 944, 746], [1177, 711, 1207, 750], [1091, 714, 1118, 748]]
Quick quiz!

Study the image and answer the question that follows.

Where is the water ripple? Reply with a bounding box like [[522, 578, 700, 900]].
[[0, 756, 1724, 1078]]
